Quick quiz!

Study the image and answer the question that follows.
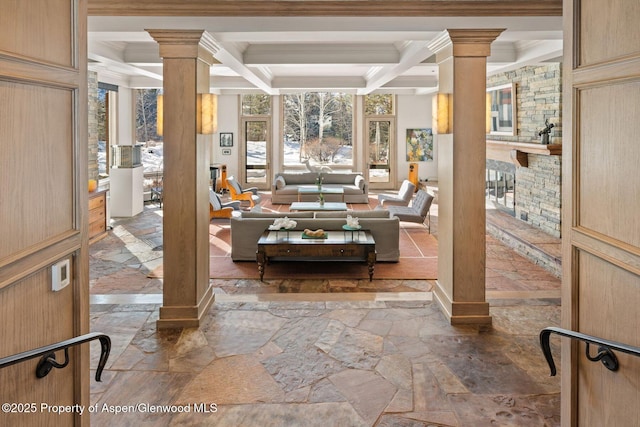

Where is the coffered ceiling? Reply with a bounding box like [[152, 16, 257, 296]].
[[88, 14, 563, 95]]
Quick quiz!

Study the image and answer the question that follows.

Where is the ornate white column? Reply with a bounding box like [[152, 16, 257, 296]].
[[429, 29, 504, 327], [148, 30, 217, 329]]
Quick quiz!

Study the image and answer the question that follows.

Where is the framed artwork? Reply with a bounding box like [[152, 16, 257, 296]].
[[220, 132, 233, 147], [222, 148, 232, 155], [487, 83, 517, 135], [406, 128, 433, 161]]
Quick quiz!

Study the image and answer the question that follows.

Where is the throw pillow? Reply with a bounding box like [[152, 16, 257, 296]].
[[355, 175, 365, 190], [274, 175, 286, 190]]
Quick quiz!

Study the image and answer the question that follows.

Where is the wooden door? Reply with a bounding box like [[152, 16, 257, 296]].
[[0, 0, 89, 426], [563, 0, 640, 425]]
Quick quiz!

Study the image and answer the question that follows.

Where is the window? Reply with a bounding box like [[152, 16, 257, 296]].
[[135, 89, 164, 198], [282, 92, 353, 170], [241, 94, 272, 187], [364, 94, 394, 115], [486, 160, 515, 215], [242, 94, 271, 116], [96, 83, 118, 178], [365, 94, 396, 186]]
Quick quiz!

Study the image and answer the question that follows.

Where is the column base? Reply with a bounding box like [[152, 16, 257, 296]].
[[434, 280, 492, 328], [157, 285, 215, 329]]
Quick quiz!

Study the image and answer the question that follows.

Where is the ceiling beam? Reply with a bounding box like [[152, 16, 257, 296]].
[[358, 40, 433, 95], [88, 0, 562, 17]]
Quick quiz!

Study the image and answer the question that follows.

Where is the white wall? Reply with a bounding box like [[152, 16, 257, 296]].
[[396, 94, 437, 182], [211, 94, 240, 176]]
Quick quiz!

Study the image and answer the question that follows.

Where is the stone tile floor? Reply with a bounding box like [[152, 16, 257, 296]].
[[89, 205, 561, 426]]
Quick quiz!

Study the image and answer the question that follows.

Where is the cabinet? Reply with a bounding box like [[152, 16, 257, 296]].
[[89, 190, 108, 243]]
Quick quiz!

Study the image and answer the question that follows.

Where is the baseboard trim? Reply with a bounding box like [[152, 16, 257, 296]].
[[434, 280, 492, 328]]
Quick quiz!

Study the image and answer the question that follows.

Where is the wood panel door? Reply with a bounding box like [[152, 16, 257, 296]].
[[0, 0, 89, 426], [563, 0, 640, 425]]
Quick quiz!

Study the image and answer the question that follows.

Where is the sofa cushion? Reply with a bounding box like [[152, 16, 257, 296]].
[[314, 210, 390, 218], [277, 172, 316, 185], [323, 173, 361, 185], [341, 185, 365, 196], [241, 211, 314, 219]]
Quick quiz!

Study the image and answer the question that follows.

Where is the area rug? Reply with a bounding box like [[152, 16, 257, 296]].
[[150, 193, 438, 280], [214, 216, 438, 279]]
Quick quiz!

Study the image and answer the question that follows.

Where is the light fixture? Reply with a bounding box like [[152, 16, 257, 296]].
[[197, 93, 218, 135], [432, 93, 452, 134], [155, 93, 218, 136], [156, 94, 163, 136], [486, 92, 492, 134]]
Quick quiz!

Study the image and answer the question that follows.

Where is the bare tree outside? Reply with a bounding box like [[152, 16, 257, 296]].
[[283, 92, 353, 167]]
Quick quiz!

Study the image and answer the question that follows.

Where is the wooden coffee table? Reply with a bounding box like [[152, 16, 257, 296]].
[[256, 230, 376, 281]]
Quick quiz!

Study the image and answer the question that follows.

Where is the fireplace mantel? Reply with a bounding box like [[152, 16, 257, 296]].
[[486, 140, 562, 167]]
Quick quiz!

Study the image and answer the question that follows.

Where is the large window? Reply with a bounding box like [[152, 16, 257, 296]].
[[282, 92, 353, 170], [135, 89, 163, 174], [135, 89, 164, 199]]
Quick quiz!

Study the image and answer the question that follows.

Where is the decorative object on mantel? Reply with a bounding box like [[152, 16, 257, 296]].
[[268, 217, 297, 230], [538, 119, 555, 144]]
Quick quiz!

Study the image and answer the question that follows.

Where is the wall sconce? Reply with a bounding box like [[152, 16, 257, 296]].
[[155, 93, 218, 136], [486, 93, 492, 134], [432, 93, 452, 134], [156, 94, 163, 136], [197, 93, 218, 135]]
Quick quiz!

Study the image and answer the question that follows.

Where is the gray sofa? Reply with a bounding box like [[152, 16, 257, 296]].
[[230, 209, 400, 261], [271, 172, 369, 204]]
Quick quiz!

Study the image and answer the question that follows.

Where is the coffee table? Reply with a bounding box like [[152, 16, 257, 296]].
[[289, 202, 348, 211], [297, 186, 345, 202], [256, 230, 376, 281]]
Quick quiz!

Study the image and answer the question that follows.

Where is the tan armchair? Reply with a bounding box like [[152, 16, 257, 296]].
[[209, 189, 240, 219], [226, 175, 262, 208]]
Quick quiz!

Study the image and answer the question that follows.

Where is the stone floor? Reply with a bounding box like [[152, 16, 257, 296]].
[[88, 204, 561, 426]]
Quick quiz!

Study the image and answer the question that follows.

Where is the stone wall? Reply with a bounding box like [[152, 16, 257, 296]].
[[88, 71, 99, 181], [487, 63, 562, 144], [487, 63, 562, 238], [516, 154, 561, 237]]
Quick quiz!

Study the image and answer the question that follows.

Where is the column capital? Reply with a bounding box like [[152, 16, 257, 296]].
[[146, 29, 219, 64], [429, 29, 505, 58], [449, 29, 505, 57]]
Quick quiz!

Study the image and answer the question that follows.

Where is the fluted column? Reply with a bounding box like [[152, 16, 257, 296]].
[[148, 30, 217, 329], [429, 29, 504, 327]]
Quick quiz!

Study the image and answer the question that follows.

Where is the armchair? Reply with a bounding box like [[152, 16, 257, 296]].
[[377, 179, 416, 207], [378, 189, 434, 233], [209, 190, 240, 219], [226, 175, 262, 208]]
